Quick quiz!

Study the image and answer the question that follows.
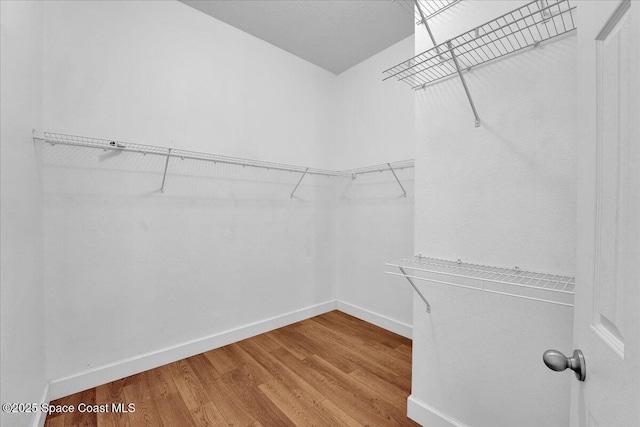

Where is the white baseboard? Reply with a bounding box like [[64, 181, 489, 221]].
[[336, 301, 412, 339], [48, 300, 337, 400], [407, 395, 467, 427], [32, 383, 49, 427]]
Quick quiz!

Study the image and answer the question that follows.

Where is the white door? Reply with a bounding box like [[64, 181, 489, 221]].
[[573, 0, 640, 426]]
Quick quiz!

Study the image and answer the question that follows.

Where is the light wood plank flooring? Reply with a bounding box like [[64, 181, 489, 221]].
[[45, 310, 418, 426]]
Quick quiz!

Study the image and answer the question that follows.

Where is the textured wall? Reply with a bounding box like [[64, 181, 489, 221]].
[[0, 1, 47, 426], [334, 37, 415, 334], [414, 1, 576, 273], [21, 0, 416, 403], [411, 1, 576, 425], [42, 0, 337, 167], [333, 36, 415, 170], [42, 0, 338, 388], [335, 168, 415, 336]]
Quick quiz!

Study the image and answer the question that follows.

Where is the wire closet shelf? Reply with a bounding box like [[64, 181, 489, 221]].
[[38, 132, 340, 177], [383, 0, 576, 89], [37, 132, 413, 176], [35, 132, 415, 196], [393, 0, 462, 25], [348, 159, 415, 176], [387, 256, 576, 310]]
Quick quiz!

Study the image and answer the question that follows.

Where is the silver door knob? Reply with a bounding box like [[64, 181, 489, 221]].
[[543, 349, 586, 381]]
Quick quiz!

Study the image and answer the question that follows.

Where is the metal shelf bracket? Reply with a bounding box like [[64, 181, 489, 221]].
[[447, 41, 481, 127], [387, 163, 407, 197], [414, 0, 442, 58], [398, 266, 431, 313], [160, 148, 172, 194], [290, 167, 309, 199]]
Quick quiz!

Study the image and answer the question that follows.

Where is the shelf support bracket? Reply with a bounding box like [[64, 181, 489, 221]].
[[160, 148, 171, 194], [447, 41, 481, 127], [290, 167, 309, 199], [414, 0, 442, 58], [398, 266, 431, 313], [387, 163, 407, 198]]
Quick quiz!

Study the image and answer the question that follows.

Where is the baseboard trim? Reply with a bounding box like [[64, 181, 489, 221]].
[[32, 383, 49, 427], [48, 300, 337, 400], [336, 301, 412, 339], [407, 395, 467, 427]]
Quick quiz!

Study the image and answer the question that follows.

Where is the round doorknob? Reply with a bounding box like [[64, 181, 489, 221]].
[[543, 349, 586, 381]]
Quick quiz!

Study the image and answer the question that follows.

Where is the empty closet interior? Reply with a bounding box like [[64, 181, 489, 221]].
[[2, 1, 580, 426]]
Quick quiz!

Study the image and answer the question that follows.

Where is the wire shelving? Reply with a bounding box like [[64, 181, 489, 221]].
[[348, 159, 414, 176], [393, 0, 462, 24], [387, 255, 576, 311], [34, 132, 415, 197], [38, 132, 340, 176], [385, 0, 576, 89], [384, 0, 577, 127], [348, 159, 414, 197]]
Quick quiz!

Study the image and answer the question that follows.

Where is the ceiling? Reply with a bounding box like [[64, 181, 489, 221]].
[[179, 0, 414, 75]]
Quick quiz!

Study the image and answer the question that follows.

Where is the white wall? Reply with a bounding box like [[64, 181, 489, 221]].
[[411, 1, 576, 426], [0, 1, 48, 426], [2, 0, 415, 404], [333, 37, 415, 335], [41, 0, 338, 396], [334, 169, 415, 336], [333, 36, 415, 170], [42, 0, 336, 166]]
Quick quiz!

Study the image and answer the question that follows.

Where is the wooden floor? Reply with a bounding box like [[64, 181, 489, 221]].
[[45, 311, 419, 426]]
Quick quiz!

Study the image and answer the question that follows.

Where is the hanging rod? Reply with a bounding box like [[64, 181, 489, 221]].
[[386, 256, 575, 308], [383, 0, 576, 90], [392, 0, 462, 25]]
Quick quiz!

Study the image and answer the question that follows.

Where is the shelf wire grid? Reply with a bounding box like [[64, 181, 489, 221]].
[[38, 132, 343, 177], [384, 0, 576, 89], [346, 159, 415, 176], [36, 133, 416, 178], [393, 0, 462, 23], [387, 256, 575, 307]]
